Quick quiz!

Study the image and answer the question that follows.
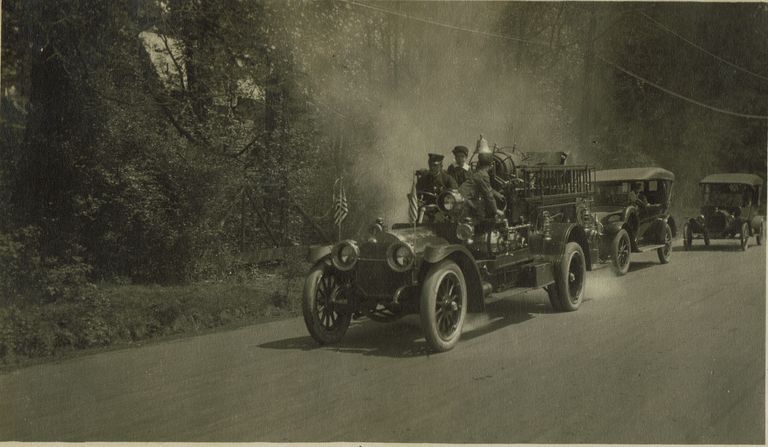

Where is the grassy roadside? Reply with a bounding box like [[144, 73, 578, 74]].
[[0, 269, 306, 371]]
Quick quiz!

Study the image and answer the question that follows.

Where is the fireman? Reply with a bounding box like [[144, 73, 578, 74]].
[[416, 153, 458, 202], [446, 145, 471, 186], [459, 153, 505, 219]]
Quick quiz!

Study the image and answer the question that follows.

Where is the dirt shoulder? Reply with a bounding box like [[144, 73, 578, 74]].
[[0, 271, 304, 373]]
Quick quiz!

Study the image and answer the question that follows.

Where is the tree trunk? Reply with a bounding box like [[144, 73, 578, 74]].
[[578, 6, 597, 155]]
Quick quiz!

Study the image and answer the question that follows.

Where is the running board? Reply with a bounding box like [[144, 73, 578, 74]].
[[484, 285, 552, 304], [633, 243, 665, 253]]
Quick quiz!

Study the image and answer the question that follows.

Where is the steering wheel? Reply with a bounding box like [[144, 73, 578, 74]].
[[417, 191, 438, 205]]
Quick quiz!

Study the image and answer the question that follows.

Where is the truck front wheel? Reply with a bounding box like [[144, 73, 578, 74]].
[[302, 263, 352, 345], [549, 242, 586, 312], [420, 260, 467, 352]]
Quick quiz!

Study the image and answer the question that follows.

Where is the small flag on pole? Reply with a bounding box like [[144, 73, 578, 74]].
[[333, 179, 348, 227], [407, 174, 419, 223]]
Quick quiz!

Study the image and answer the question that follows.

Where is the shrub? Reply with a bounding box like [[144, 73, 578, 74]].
[[0, 227, 95, 305], [0, 227, 45, 305]]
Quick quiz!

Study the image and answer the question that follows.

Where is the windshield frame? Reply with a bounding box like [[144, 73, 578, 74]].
[[593, 179, 669, 207], [700, 182, 752, 208]]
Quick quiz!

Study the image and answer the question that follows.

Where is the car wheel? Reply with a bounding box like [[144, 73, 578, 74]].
[[757, 224, 764, 246], [740, 222, 750, 251], [302, 263, 352, 345], [549, 242, 586, 312], [683, 223, 692, 251], [703, 231, 710, 246], [657, 223, 672, 264], [420, 260, 467, 352], [610, 229, 631, 275], [546, 285, 562, 312]]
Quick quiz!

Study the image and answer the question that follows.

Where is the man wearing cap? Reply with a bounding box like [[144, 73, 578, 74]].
[[459, 153, 505, 219], [447, 145, 471, 186], [416, 153, 458, 203]]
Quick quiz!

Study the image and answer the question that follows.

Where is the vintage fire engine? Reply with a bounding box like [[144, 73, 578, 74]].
[[302, 137, 598, 352]]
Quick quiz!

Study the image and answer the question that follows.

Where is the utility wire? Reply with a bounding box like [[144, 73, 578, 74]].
[[345, 0, 768, 121], [347, 0, 550, 47], [640, 12, 768, 83], [597, 55, 767, 120]]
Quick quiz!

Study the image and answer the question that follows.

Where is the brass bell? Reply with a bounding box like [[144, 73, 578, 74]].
[[475, 134, 491, 155]]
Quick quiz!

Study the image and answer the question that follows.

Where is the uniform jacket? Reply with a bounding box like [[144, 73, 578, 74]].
[[447, 163, 471, 186], [416, 170, 458, 196], [459, 169, 503, 216]]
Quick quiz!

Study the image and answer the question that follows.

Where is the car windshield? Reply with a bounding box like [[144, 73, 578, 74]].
[[595, 180, 667, 207], [594, 182, 630, 206], [701, 183, 748, 207]]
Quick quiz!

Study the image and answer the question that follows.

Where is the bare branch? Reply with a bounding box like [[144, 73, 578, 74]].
[[158, 32, 187, 91]]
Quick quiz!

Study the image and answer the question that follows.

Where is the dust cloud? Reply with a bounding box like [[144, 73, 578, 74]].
[[285, 2, 580, 224]]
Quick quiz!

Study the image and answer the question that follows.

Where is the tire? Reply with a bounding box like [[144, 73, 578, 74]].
[[549, 242, 586, 312], [757, 224, 764, 246], [546, 286, 562, 312], [683, 223, 692, 251], [610, 229, 631, 275], [657, 223, 672, 264], [420, 259, 467, 352], [302, 263, 352, 345], [740, 222, 750, 251]]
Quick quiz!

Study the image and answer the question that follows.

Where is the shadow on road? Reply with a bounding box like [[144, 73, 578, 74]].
[[628, 261, 657, 273], [672, 243, 750, 252], [258, 296, 544, 358]]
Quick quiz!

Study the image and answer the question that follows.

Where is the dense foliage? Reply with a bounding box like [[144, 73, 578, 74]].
[[1, 1, 766, 293]]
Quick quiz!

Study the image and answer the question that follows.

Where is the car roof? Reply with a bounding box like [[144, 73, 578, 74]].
[[699, 173, 763, 186], [594, 167, 675, 182]]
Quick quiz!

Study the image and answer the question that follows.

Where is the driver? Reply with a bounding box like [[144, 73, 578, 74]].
[[628, 182, 648, 207], [416, 153, 457, 202], [459, 153, 505, 219]]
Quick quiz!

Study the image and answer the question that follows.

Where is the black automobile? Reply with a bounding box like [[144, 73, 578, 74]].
[[591, 167, 677, 275], [302, 148, 598, 352], [683, 173, 764, 250]]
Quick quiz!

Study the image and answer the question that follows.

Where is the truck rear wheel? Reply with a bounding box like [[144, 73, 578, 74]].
[[549, 242, 585, 312], [420, 260, 467, 352], [610, 229, 631, 275], [302, 263, 352, 345]]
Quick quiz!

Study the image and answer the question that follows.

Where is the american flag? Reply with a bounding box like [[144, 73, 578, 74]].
[[407, 174, 419, 223], [333, 179, 348, 226]]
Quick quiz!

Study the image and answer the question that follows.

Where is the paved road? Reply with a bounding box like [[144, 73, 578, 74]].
[[1, 240, 764, 443]]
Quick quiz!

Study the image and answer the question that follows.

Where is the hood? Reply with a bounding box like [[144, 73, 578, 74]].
[[359, 226, 447, 258], [388, 226, 447, 253], [591, 205, 627, 223]]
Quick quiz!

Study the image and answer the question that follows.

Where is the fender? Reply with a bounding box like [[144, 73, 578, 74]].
[[604, 221, 626, 236], [666, 216, 677, 238], [307, 245, 333, 265], [750, 215, 764, 234], [600, 208, 637, 236], [421, 244, 485, 313], [642, 217, 669, 244], [536, 222, 593, 270], [687, 216, 705, 234]]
